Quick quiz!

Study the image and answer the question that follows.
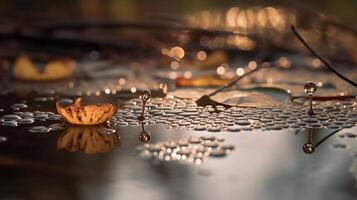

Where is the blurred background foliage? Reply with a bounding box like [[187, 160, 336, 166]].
[[0, 0, 355, 26]]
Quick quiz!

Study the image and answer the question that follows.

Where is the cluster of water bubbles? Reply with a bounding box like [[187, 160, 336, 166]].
[[0, 103, 65, 133], [1, 96, 356, 135], [136, 136, 234, 164], [109, 97, 357, 132]]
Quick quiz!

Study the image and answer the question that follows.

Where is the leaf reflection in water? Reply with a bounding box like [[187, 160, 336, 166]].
[[57, 126, 120, 154]]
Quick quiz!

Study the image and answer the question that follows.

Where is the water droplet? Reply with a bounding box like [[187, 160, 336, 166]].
[[304, 81, 317, 95], [188, 137, 201, 144], [166, 109, 182, 114], [209, 149, 226, 157], [235, 120, 251, 126], [317, 117, 329, 121], [18, 118, 35, 124], [163, 142, 177, 149], [179, 121, 191, 126], [303, 143, 315, 154], [302, 118, 319, 123], [203, 142, 219, 149], [1, 120, 18, 127], [194, 125, 206, 131], [260, 118, 273, 123], [48, 114, 62, 121], [49, 123, 65, 130], [29, 126, 50, 133], [242, 127, 253, 131], [176, 149, 191, 156], [1, 114, 21, 121], [227, 126, 241, 132], [17, 112, 34, 119], [139, 131, 151, 143], [201, 136, 216, 142], [129, 121, 139, 126], [139, 89, 152, 102], [221, 144, 235, 151], [118, 122, 129, 126], [207, 126, 221, 132], [183, 108, 198, 112], [34, 115, 48, 121], [180, 112, 199, 117]]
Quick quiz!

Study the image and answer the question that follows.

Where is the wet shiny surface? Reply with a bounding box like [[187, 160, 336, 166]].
[[0, 92, 356, 200], [0, 0, 356, 198]]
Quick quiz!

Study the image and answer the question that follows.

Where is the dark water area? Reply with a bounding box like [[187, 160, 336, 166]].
[[0, 91, 356, 200]]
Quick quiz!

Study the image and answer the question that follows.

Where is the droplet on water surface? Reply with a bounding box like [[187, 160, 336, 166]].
[[18, 118, 35, 124], [235, 120, 251, 126], [1, 115, 21, 121], [209, 149, 227, 157], [194, 125, 206, 131], [49, 124, 66, 130], [304, 81, 317, 95], [1, 120, 18, 127], [48, 114, 62, 121], [227, 126, 241, 132], [220, 145, 235, 151], [207, 126, 221, 132], [303, 143, 315, 154], [29, 126, 50, 133]]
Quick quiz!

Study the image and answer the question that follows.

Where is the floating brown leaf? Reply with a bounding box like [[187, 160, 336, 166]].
[[56, 98, 117, 125]]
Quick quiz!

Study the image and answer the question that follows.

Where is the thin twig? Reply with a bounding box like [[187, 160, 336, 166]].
[[315, 129, 342, 148], [208, 65, 270, 97], [291, 25, 357, 87]]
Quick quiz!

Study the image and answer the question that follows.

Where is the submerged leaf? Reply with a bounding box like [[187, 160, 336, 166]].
[[212, 86, 291, 107], [170, 86, 291, 107]]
